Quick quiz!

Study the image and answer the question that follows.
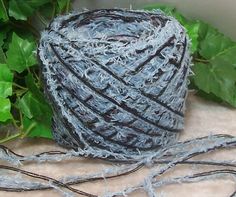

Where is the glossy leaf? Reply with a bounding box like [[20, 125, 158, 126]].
[[0, 47, 6, 63], [193, 46, 236, 107], [9, 0, 49, 20], [6, 33, 37, 73], [199, 27, 235, 59], [0, 64, 13, 98], [0, 27, 7, 47], [25, 73, 45, 102], [19, 91, 52, 138], [23, 116, 52, 138], [0, 0, 9, 22], [0, 98, 12, 122], [57, 0, 70, 13], [144, 3, 175, 14], [184, 21, 201, 53], [18, 91, 52, 121], [17, 92, 33, 118]]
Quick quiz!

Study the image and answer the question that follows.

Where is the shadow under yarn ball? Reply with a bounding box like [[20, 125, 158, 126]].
[[38, 9, 191, 159]]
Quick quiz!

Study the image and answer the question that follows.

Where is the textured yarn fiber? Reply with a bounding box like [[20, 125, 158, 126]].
[[1, 9, 236, 197], [38, 9, 191, 158]]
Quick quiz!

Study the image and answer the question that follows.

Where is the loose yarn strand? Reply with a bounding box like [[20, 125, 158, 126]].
[[0, 134, 236, 196]]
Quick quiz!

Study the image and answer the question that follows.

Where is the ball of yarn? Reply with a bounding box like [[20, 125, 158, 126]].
[[38, 9, 191, 158]]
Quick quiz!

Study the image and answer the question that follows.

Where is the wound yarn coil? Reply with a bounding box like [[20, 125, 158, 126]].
[[38, 9, 191, 160]]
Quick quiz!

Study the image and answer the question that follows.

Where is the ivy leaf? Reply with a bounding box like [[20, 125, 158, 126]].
[[57, 0, 70, 13], [9, 0, 50, 20], [25, 73, 45, 102], [144, 3, 175, 15], [184, 21, 201, 53], [18, 91, 52, 138], [0, 64, 13, 98], [0, 64, 13, 86], [193, 23, 236, 107], [0, 0, 9, 22], [37, 3, 54, 21], [0, 26, 11, 63], [193, 46, 236, 107], [17, 92, 33, 118], [195, 90, 223, 103], [23, 116, 52, 138], [0, 47, 6, 63], [18, 91, 52, 120], [0, 27, 8, 47], [199, 27, 235, 59], [0, 98, 12, 122], [6, 33, 37, 73]]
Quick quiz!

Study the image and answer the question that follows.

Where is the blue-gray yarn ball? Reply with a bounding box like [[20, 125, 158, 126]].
[[38, 9, 191, 159]]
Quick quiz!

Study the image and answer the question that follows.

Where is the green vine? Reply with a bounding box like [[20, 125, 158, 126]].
[[0, 0, 72, 143]]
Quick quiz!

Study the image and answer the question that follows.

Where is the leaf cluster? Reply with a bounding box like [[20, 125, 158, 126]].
[[0, 0, 71, 143]]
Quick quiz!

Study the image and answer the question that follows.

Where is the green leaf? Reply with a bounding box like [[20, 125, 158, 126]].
[[25, 73, 45, 101], [184, 21, 201, 53], [0, 64, 13, 98], [0, 27, 8, 47], [144, 3, 175, 14], [0, 64, 13, 82], [57, 0, 70, 13], [198, 22, 210, 41], [19, 91, 53, 139], [18, 92, 33, 118], [193, 21, 236, 107], [0, 47, 6, 63], [18, 91, 52, 119], [199, 27, 235, 59], [0, 81, 12, 98], [211, 46, 236, 69], [6, 32, 37, 73], [0, 0, 9, 22], [9, 0, 49, 20], [0, 26, 10, 63], [0, 98, 12, 122], [1, 29, 12, 52], [196, 89, 223, 103], [37, 2, 57, 21], [193, 47, 236, 107], [23, 116, 52, 138]]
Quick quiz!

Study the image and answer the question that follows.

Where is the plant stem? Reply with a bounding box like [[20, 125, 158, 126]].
[[13, 83, 28, 90], [194, 57, 209, 63], [0, 132, 21, 144], [21, 122, 37, 138], [11, 118, 20, 129], [0, 121, 36, 144], [19, 111, 23, 129], [32, 68, 40, 82]]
